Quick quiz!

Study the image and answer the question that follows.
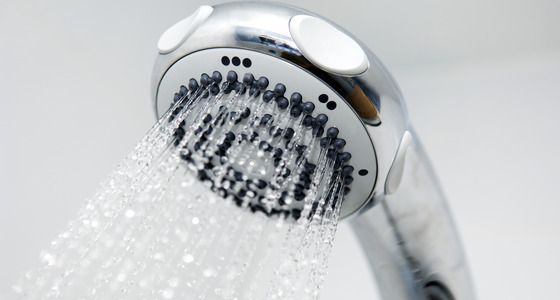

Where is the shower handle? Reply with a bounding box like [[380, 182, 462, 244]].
[[352, 130, 474, 300]]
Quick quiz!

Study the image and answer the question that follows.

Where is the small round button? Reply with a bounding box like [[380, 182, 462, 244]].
[[158, 6, 214, 54], [289, 15, 369, 75]]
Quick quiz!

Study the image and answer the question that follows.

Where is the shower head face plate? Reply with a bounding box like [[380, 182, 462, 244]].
[[156, 48, 377, 219]]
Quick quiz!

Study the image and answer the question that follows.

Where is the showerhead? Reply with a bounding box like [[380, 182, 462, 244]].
[[151, 2, 407, 220], [151, 2, 474, 299]]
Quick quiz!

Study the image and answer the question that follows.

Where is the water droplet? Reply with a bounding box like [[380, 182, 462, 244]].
[[168, 277, 179, 287], [12, 285, 23, 295], [138, 279, 147, 288], [203, 267, 217, 278], [183, 254, 194, 264], [161, 288, 174, 299], [125, 209, 135, 218], [40, 251, 55, 266], [191, 217, 200, 225], [152, 252, 165, 261]]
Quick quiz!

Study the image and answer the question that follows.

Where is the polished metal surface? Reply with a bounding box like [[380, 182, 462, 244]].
[[352, 129, 475, 300], [151, 1, 474, 299], [151, 1, 408, 219]]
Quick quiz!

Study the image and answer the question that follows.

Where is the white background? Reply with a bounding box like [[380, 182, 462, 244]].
[[1, 0, 559, 299]]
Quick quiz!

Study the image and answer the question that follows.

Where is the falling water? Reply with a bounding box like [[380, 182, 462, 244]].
[[14, 70, 354, 299]]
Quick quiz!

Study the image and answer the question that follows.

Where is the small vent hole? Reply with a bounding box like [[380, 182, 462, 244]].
[[242, 58, 252, 68], [232, 56, 241, 66], [221, 56, 230, 66]]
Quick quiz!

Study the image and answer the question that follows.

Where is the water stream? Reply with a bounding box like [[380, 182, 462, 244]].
[[15, 71, 352, 299]]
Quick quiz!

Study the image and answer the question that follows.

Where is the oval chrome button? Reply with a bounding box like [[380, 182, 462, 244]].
[[289, 15, 369, 75], [157, 5, 214, 54]]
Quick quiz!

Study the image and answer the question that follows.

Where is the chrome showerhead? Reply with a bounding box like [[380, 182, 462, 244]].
[[151, 2, 406, 220], [151, 2, 474, 299]]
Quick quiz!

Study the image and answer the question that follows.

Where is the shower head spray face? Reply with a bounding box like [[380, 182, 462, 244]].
[[152, 2, 408, 219], [157, 48, 376, 219]]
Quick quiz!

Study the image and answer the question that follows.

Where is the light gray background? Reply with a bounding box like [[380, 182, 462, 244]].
[[1, 0, 559, 299]]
